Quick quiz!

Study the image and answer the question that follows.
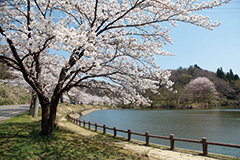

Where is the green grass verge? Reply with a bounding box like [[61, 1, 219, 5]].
[[0, 112, 140, 160]]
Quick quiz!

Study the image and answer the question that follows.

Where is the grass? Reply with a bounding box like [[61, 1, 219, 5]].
[[0, 111, 141, 159]]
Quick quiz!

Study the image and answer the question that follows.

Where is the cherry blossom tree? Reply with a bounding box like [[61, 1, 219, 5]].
[[185, 77, 218, 103], [67, 87, 112, 105], [2, 52, 62, 117], [0, 0, 230, 135]]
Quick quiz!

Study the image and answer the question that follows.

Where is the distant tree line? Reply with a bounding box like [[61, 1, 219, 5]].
[[143, 65, 240, 109], [216, 67, 239, 82]]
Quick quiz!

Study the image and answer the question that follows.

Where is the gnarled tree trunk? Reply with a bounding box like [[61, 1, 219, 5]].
[[38, 90, 62, 135], [40, 67, 68, 135]]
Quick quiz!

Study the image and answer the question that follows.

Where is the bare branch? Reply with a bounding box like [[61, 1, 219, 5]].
[[91, 0, 98, 27], [96, 0, 146, 36]]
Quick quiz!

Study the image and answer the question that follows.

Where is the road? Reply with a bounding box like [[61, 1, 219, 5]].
[[0, 105, 29, 123]]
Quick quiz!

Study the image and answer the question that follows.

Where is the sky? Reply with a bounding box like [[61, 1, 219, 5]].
[[156, 0, 240, 75]]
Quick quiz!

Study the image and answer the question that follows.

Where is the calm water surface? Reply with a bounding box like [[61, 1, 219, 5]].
[[79, 108, 240, 157]]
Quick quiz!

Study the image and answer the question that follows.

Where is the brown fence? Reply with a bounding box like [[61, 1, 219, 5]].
[[67, 111, 240, 156]]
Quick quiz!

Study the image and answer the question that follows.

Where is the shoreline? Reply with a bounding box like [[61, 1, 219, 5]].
[[69, 106, 110, 119], [61, 104, 239, 160]]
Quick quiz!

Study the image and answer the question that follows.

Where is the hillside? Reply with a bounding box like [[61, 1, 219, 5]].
[[0, 62, 30, 105], [0, 82, 31, 105], [144, 65, 240, 108]]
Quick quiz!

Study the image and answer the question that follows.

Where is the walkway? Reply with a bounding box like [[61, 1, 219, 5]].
[[0, 105, 29, 123]]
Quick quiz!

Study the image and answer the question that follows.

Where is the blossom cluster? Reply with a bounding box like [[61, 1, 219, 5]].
[[0, 0, 229, 105]]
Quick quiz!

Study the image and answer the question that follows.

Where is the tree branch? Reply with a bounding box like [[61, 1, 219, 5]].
[[91, 0, 98, 27], [0, 26, 41, 94], [96, 0, 146, 36], [0, 56, 20, 71], [33, 0, 45, 17], [61, 71, 120, 93]]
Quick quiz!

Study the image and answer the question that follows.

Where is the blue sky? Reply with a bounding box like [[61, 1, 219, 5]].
[[157, 0, 240, 75]]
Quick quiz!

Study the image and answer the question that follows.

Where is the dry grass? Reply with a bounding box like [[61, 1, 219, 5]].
[[0, 82, 31, 105]]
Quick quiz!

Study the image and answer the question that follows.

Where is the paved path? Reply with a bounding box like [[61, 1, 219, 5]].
[[0, 105, 29, 123]]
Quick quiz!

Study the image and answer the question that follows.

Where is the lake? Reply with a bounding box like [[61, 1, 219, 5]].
[[79, 108, 240, 157]]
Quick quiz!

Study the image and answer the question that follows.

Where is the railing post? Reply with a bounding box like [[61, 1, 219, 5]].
[[103, 125, 106, 134], [88, 121, 91, 130], [202, 137, 208, 156], [83, 120, 86, 128], [95, 123, 98, 132], [145, 131, 150, 145], [170, 134, 175, 150], [114, 127, 117, 137], [128, 129, 131, 141]]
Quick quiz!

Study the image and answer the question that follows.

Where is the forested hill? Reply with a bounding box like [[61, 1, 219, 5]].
[[144, 65, 240, 109]]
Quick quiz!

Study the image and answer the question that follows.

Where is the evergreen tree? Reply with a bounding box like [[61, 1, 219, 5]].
[[226, 72, 231, 81], [229, 69, 235, 81], [216, 67, 226, 80], [234, 74, 239, 80], [226, 69, 237, 82], [194, 64, 201, 69]]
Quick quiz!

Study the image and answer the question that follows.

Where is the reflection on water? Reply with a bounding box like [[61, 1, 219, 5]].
[[80, 108, 240, 157]]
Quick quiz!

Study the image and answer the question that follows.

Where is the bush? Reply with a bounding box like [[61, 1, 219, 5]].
[[0, 97, 14, 105]]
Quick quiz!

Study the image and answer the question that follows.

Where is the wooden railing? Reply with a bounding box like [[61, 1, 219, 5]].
[[67, 111, 240, 157]]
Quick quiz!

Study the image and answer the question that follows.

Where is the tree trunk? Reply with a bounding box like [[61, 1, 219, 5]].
[[38, 93, 61, 135], [38, 66, 68, 135], [29, 96, 34, 114], [60, 95, 63, 103], [49, 98, 59, 131], [48, 92, 62, 131], [29, 90, 37, 114], [38, 95, 51, 135], [43, 67, 67, 135], [33, 94, 39, 117]]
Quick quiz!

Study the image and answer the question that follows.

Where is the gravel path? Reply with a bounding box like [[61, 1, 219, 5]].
[[117, 142, 217, 160]]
